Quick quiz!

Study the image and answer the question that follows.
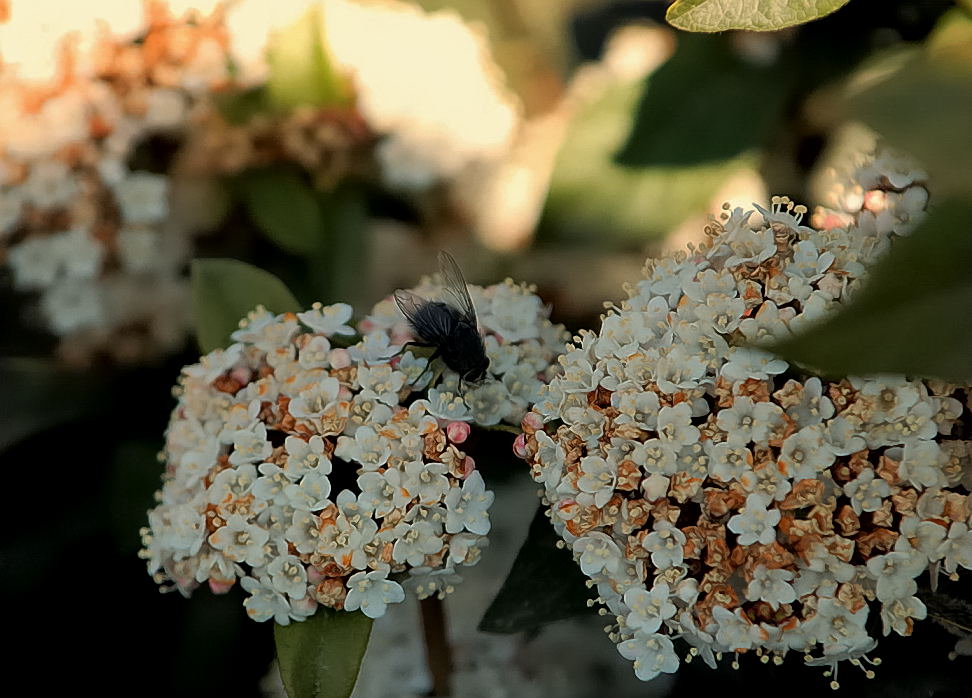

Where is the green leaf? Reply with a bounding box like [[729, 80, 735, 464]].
[[543, 34, 787, 244], [274, 608, 373, 698], [616, 34, 788, 167], [213, 86, 270, 126], [191, 259, 302, 353], [842, 10, 972, 196], [312, 184, 369, 304], [0, 358, 107, 452], [478, 506, 593, 633], [266, 3, 351, 110], [767, 200, 972, 382], [238, 168, 325, 255], [666, 0, 851, 32]]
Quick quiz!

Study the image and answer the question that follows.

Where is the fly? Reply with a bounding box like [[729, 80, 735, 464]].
[[395, 251, 489, 387]]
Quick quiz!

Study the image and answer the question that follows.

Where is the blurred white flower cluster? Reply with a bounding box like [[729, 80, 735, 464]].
[[0, 1, 230, 362], [141, 303, 494, 622], [0, 0, 521, 362], [515, 153, 971, 686], [361, 275, 571, 427], [225, 0, 521, 190]]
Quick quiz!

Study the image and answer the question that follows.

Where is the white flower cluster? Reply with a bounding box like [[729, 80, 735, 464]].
[[516, 154, 972, 686], [141, 303, 494, 623], [361, 275, 571, 428], [0, 2, 231, 362], [225, 0, 521, 190]]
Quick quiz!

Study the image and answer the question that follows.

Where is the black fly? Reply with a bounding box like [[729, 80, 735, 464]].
[[395, 251, 489, 386]]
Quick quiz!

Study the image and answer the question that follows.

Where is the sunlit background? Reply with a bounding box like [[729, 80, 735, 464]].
[[1, 1, 969, 696]]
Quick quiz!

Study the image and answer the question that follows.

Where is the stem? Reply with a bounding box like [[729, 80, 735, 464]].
[[420, 597, 453, 697]]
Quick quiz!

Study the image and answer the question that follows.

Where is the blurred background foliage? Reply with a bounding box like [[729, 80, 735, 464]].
[[1, 0, 970, 695]]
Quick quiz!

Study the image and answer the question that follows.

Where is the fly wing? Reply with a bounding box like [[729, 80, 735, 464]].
[[437, 250, 478, 325], [394, 289, 454, 342], [394, 289, 426, 325]]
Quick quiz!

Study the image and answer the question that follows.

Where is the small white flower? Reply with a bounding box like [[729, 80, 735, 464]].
[[655, 403, 700, 448], [727, 493, 780, 546], [208, 514, 270, 566], [576, 455, 617, 508], [283, 435, 331, 479], [642, 523, 686, 570], [297, 302, 355, 336], [824, 416, 867, 456], [266, 555, 308, 600], [336, 426, 391, 470], [779, 426, 835, 479], [897, 440, 948, 488], [636, 440, 679, 477], [464, 380, 512, 426], [229, 425, 272, 466], [712, 606, 758, 651], [745, 565, 796, 610], [285, 468, 333, 511], [391, 521, 444, 566], [573, 531, 624, 577], [357, 468, 410, 517], [938, 522, 972, 574], [288, 377, 342, 420], [716, 396, 784, 445], [721, 347, 788, 383], [624, 584, 677, 634], [402, 460, 451, 504], [880, 595, 927, 636], [444, 471, 493, 535], [242, 576, 291, 624], [865, 550, 925, 602], [344, 570, 405, 619], [708, 442, 753, 483], [844, 469, 892, 514], [783, 378, 835, 428], [617, 631, 679, 682]]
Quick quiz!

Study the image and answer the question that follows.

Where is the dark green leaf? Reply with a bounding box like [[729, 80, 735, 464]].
[[239, 168, 325, 255], [213, 86, 270, 126], [191, 259, 302, 353], [768, 200, 972, 381], [266, 3, 351, 110], [478, 506, 593, 633], [0, 358, 107, 452], [311, 185, 369, 305], [274, 608, 373, 698], [616, 34, 788, 168], [543, 34, 787, 243], [842, 10, 972, 196], [666, 0, 851, 32]]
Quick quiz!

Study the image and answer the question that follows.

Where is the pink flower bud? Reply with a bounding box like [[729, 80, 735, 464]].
[[863, 189, 887, 213], [462, 455, 476, 479], [230, 366, 251, 384], [329, 347, 351, 369], [447, 421, 471, 444], [209, 578, 235, 595], [513, 433, 529, 460], [521, 411, 544, 434], [306, 566, 326, 584]]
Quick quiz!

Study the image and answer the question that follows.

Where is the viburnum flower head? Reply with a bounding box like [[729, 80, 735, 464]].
[[516, 155, 972, 686], [141, 302, 494, 623], [0, 3, 237, 363]]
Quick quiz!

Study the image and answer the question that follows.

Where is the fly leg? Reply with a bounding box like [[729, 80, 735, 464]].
[[409, 346, 441, 388]]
